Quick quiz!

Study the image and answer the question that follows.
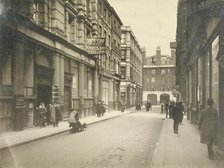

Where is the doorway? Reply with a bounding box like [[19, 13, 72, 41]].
[[37, 85, 52, 105]]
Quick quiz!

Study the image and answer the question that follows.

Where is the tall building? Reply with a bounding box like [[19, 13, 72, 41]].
[[0, 0, 122, 132], [176, 0, 224, 150], [120, 26, 143, 108], [92, 0, 123, 111], [142, 46, 176, 105]]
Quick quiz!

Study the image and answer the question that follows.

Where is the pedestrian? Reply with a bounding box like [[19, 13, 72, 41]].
[[172, 101, 182, 134], [120, 101, 125, 112], [50, 101, 62, 127], [45, 101, 51, 125], [101, 101, 106, 116], [168, 101, 174, 119], [96, 100, 101, 117], [37, 102, 47, 128], [199, 98, 218, 160], [179, 102, 184, 124], [148, 102, 152, 111], [165, 101, 169, 118], [161, 103, 164, 113]]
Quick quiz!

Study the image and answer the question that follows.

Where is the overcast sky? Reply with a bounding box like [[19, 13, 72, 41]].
[[108, 0, 178, 56]]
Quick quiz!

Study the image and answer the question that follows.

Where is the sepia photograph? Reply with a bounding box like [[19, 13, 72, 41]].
[[0, 0, 224, 167]]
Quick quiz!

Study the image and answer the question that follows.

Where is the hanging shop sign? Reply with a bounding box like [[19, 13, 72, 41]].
[[86, 38, 106, 55]]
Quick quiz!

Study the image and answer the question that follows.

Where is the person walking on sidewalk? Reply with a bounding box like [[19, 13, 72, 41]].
[[172, 101, 182, 134], [199, 98, 218, 160]]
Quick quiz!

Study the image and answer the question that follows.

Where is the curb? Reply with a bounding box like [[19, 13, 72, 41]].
[[0, 111, 133, 151]]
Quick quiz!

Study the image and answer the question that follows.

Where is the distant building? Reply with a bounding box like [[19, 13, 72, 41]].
[[120, 26, 144, 108], [142, 46, 176, 105]]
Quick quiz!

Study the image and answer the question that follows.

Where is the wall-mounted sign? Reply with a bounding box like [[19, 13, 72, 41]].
[[86, 38, 106, 55]]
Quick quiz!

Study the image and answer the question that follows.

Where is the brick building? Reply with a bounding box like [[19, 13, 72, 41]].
[[142, 46, 176, 105]]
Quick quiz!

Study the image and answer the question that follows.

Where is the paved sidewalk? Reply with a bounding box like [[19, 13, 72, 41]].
[[0, 108, 133, 150], [151, 116, 224, 168]]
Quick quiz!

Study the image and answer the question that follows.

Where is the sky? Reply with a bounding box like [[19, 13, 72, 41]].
[[108, 0, 178, 56]]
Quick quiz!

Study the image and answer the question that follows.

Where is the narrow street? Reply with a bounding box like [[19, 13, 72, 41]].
[[0, 108, 164, 168]]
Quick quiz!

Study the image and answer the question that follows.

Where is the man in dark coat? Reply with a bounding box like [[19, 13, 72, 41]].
[[199, 98, 218, 160], [172, 102, 182, 134], [96, 100, 101, 117]]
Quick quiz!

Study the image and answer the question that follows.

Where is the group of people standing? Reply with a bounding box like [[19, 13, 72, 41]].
[[36, 101, 62, 128], [96, 100, 106, 117]]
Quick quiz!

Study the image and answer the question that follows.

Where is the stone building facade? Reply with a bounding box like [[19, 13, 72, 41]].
[[120, 26, 143, 108], [176, 0, 224, 150], [92, 0, 123, 111], [142, 46, 176, 105], [0, 0, 122, 132]]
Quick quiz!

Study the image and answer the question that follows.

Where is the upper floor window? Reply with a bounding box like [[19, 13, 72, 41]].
[[167, 69, 170, 74], [99, 2, 102, 14], [151, 77, 155, 83], [104, 8, 106, 19], [99, 25, 103, 37], [161, 69, 165, 74], [33, 2, 38, 23], [151, 69, 156, 75]]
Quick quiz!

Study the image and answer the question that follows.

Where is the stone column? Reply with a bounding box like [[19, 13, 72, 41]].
[[52, 53, 64, 104], [93, 68, 99, 113], [79, 62, 84, 117], [13, 40, 25, 131]]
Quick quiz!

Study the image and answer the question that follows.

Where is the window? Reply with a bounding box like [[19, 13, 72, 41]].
[[108, 34, 111, 47], [68, 14, 75, 42], [104, 8, 106, 19], [99, 25, 103, 37], [121, 34, 125, 44], [161, 69, 165, 74], [104, 30, 107, 45], [99, 2, 102, 14], [33, 2, 38, 23], [167, 69, 170, 74], [151, 77, 155, 83], [151, 69, 156, 74], [121, 67, 126, 79]]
